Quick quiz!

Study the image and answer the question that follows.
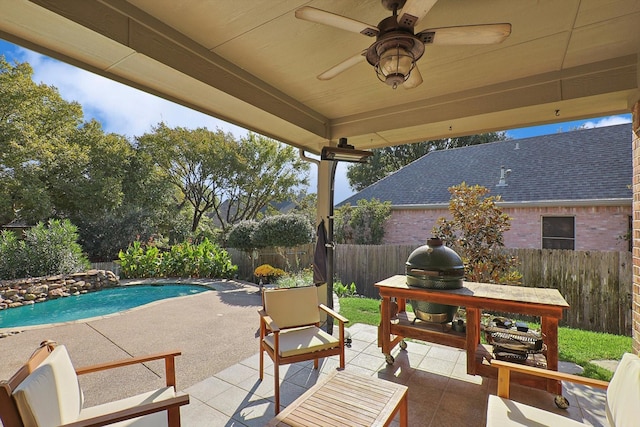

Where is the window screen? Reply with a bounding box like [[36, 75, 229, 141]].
[[542, 216, 575, 250]]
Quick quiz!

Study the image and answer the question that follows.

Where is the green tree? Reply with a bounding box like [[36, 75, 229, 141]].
[[0, 58, 194, 261], [213, 133, 310, 234], [136, 123, 231, 233], [334, 198, 392, 244], [137, 125, 310, 236], [0, 57, 142, 258], [346, 132, 508, 191], [0, 57, 84, 224], [432, 183, 521, 284], [73, 141, 190, 261]]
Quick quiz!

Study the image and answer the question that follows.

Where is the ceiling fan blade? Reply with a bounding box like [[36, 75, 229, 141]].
[[417, 23, 512, 45], [398, 0, 438, 27], [295, 6, 378, 37], [318, 51, 367, 80], [403, 66, 423, 89]]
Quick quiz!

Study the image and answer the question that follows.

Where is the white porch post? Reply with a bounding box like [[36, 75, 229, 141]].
[[316, 160, 332, 329]]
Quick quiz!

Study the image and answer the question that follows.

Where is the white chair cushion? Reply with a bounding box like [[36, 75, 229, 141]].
[[486, 395, 586, 426], [263, 325, 339, 357], [78, 387, 176, 427], [263, 286, 321, 329], [606, 352, 640, 427], [12, 346, 82, 427]]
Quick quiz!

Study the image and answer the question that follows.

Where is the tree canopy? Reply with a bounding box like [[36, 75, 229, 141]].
[[0, 57, 181, 260], [346, 132, 508, 191], [0, 56, 312, 261], [136, 125, 310, 236]]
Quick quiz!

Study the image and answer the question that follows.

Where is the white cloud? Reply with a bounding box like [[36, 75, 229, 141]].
[[18, 49, 248, 139], [580, 115, 632, 129]]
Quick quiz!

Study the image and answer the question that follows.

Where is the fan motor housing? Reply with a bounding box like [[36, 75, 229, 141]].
[[381, 0, 407, 12]]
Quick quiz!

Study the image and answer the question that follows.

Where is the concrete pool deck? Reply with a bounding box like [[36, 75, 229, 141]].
[[0, 279, 264, 407]]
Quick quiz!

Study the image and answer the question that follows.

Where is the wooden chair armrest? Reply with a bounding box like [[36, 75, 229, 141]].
[[259, 311, 280, 333], [60, 392, 189, 427], [76, 350, 182, 388], [75, 350, 181, 375], [319, 304, 349, 324], [491, 359, 609, 399]]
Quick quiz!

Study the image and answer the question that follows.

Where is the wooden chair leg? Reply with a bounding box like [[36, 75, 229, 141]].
[[314, 358, 319, 369], [259, 345, 264, 381], [168, 407, 181, 427], [274, 365, 280, 415]]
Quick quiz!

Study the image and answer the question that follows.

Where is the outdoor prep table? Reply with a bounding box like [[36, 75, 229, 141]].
[[376, 275, 570, 394]]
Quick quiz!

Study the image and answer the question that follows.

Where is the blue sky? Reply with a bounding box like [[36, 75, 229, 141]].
[[0, 40, 632, 202]]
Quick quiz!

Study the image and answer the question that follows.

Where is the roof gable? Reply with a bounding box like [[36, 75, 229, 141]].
[[340, 123, 632, 206]]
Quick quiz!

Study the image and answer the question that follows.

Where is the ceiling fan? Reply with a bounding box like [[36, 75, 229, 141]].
[[295, 0, 511, 89]]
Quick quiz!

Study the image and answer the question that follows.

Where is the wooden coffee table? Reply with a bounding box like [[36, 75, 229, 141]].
[[267, 370, 408, 426]]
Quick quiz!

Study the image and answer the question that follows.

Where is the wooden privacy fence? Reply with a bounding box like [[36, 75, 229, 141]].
[[226, 245, 633, 336], [510, 248, 632, 336]]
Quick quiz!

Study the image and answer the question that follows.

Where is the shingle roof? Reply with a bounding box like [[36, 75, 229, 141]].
[[340, 123, 632, 206]]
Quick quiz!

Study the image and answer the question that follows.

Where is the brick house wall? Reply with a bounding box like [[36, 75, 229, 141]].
[[632, 102, 640, 353], [384, 204, 631, 251]]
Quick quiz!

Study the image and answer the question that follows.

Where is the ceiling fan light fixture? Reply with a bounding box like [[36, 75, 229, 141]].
[[367, 33, 425, 89], [376, 44, 414, 89]]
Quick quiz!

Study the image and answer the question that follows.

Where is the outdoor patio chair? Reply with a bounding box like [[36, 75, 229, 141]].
[[486, 352, 640, 426], [0, 340, 189, 427], [258, 285, 348, 414]]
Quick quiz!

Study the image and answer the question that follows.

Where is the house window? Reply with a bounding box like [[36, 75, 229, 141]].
[[542, 216, 575, 250]]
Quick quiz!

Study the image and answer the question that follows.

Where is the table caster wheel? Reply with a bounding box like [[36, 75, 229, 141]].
[[399, 340, 407, 350], [385, 354, 395, 365], [554, 395, 570, 409]]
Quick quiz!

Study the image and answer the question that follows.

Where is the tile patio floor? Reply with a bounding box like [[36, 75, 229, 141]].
[[180, 323, 608, 426]]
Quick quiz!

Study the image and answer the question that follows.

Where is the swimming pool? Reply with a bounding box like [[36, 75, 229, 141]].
[[0, 284, 208, 328]]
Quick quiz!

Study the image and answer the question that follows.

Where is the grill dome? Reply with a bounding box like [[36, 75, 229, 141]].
[[405, 237, 464, 289], [406, 237, 464, 323]]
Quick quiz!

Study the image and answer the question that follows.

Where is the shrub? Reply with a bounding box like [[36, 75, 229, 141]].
[[0, 219, 89, 279], [118, 238, 237, 279], [275, 268, 313, 288], [0, 230, 25, 279], [432, 183, 521, 284], [226, 220, 265, 251], [252, 214, 313, 248], [252, 214, 314, 271], [118, 240, 160, 278], [334, 281, 358, 297], [254, 263, 286, 283]]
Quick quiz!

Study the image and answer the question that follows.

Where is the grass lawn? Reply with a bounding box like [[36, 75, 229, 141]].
[[339, 296, 632, 381]]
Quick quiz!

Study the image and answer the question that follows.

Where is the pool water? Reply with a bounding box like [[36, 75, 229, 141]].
[[0, 284, 208, 328]]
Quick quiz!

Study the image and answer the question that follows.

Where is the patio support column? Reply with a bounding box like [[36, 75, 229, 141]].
[[632, 99, 640, 353], [316, 160, 332, 326]]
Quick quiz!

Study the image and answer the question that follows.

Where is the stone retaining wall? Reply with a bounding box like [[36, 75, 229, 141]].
[[0, 270, 119, 311]]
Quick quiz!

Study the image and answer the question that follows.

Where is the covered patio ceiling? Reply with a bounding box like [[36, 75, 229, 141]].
[[0, 0, 639, 155]]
